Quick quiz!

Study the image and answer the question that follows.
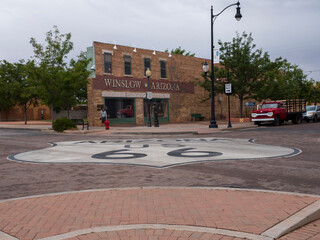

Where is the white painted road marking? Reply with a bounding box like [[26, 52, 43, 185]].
[[8, 138, 300, 168]]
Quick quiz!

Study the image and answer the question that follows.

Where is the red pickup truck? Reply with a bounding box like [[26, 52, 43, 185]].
[[117, 105, 134, 118], [251, 100, 306, 126]]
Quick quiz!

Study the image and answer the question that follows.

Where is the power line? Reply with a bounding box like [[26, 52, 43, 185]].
[[305, 69, 320, 73]]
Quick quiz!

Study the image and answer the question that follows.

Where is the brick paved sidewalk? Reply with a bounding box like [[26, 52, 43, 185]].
[[0, 188, 319, 240]]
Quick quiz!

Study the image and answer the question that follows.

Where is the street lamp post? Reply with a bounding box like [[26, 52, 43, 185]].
[[207, 1, 242, 128], [146, 68, 152, 127]]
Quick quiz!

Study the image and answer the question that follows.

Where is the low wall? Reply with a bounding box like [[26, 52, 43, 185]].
[[54, 110, 88, 119]]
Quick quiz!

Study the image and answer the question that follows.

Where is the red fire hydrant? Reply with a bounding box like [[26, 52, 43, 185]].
[[104, 120, 110, 130]]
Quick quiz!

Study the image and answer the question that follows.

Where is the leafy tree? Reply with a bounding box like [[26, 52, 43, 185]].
[[30, 26, 90, 125], [0, 60, 39, 123], [165, 46, 195, 57], [303, 79, 320, 105], [30, 25, 72, 125], [0, 61, 18, 120], [254, 58, 308, 101], [216, 32, 271, 117], [196, 66, 224, 103], [197, 32, 312, 117], [55, 52, 90, 117], [12, 60, 39, 124]]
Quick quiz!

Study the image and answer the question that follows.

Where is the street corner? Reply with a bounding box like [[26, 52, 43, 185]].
[[0, 188, 319, 240], [7, 137, 301, 168]]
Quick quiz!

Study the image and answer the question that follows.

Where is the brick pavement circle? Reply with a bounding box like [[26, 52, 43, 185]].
[[0, 188, 319, 240]]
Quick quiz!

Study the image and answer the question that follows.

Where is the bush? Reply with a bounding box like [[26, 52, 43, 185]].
[[52, 117, 77, 132]]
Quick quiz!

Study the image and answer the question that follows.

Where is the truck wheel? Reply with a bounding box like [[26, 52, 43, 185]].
[[121, 114, 127, 118], [292, 115, 301, 124], [254, 122, 261, 126], [292, 117, 297, 124], [314, 115, 318, 122], [273, 116, 280, 126], [296, 115, 302, 124]]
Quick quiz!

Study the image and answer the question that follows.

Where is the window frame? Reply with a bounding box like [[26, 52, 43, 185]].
[[144, 58, 151, 76], [104, 52, 112, 74], [160, 60, 167, 79], [123, 55, 132, 75]]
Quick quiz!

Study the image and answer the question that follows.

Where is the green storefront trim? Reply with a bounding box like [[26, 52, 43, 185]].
[[108, 118, 136, 124]]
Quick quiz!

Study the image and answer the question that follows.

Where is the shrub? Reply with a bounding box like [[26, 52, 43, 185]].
[[52, 117, 77, 132]]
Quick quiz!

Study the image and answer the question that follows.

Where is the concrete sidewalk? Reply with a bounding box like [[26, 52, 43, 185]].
[[0, 188, 319, 240], [0, 121, 255, 135]]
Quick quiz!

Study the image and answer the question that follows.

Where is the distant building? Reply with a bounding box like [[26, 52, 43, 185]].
[[0, 105, 51, 122]]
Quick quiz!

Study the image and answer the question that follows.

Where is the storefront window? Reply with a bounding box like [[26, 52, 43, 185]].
[[143, 99, 168, 118], [105, 98, 135, 119]]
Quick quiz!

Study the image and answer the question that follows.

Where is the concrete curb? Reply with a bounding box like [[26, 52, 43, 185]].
[[38, 224, 272, 240], [262, 199, 320, 239], [0, 123, 257, 135], [1, 186, 319, 203], [0, 231, 18, 240], [110, 131, 199, 135]]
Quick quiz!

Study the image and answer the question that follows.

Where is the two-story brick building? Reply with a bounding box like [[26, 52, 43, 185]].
[[86, 42, 246, 127]]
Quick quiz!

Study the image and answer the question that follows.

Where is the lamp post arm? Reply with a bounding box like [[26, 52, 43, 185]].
[[213, 2, 239, 19]]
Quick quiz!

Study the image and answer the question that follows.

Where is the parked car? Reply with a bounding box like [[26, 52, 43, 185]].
[[303, 105, 320, 122]]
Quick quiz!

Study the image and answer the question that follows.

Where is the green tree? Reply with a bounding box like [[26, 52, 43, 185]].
[[302, 79, 320, 105], [216, 32, 271, 117], [198, 32, 311, 117], [0, 60, 39, 123], [12, 60, 39, 124], [254, 58, 308, 101], [165, 46, 195, 57], [55, 52, 90, 117], [0, 60, 18, 120], [30, 26, 90, 125]]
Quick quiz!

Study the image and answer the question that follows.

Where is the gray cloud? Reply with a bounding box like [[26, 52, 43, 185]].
[[0, 0, 319, 80]]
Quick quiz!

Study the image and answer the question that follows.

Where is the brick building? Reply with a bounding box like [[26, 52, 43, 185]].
[[0, 105, 51, 122], [86, 42, 252, 127]]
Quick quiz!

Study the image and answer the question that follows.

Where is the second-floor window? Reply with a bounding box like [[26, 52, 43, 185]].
[[104, 53, 112, 74], [160, 60, 167, 78], [144, 58, 151, 76], [124, 55, 132, 75]]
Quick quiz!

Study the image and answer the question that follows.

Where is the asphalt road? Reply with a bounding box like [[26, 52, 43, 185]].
[[0, 122, 319, 200]]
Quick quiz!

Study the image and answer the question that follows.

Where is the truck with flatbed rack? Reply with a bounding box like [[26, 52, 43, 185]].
[[251, 99, 306, 126]]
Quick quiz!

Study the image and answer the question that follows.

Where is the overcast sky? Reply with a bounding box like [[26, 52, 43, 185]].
[[1, 0, 320, 81]]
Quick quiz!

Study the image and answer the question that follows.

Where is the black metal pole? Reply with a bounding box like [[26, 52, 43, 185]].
[[147, 76, 151, 127], [210, 6, 218, 128], [315, 85, 317, 106], [227, 73, 232, 128], [228, 94, 232, 128]]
